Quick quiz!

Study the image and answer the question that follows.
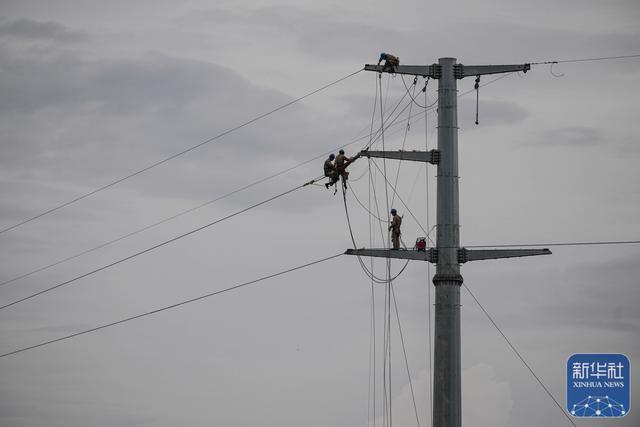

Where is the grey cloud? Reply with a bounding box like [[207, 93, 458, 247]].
[[185, 5, 639, 69], [0, 47, 269, 115], [0, 42, 361, 216], [185, 5, 413, 59], [0, 18, 87, 42], [1, 2, 639, 426], [533, 126, 605, 147], [538, 256, 640, 332]]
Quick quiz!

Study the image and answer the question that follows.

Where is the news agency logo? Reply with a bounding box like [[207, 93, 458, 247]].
[[567, 353, 630, 417]]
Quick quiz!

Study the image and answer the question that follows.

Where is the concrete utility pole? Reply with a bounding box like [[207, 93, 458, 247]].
[[346, 57, 551, 427]]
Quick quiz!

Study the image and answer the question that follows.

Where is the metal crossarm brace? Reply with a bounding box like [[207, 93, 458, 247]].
[[457, 247, 551, 263], [364, 64, 441, 79], [345, 248, 438, 263], [454, 63, 530, 79], [360, 149, 440, 165]]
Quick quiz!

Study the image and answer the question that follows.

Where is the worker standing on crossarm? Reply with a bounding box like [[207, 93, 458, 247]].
[[377, 52, 400, 71], [324, 154, 339, 190], [389, 208, 402, 250]]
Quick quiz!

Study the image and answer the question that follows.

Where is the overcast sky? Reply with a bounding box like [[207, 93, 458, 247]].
[[0, 1, 639, 426]]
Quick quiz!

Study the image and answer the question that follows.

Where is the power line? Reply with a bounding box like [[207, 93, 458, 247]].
[[0, 69, 364, 236], [462, 283, 577, 426], [0, 69, 537, 294], [0, 253, 343, 359], [0, 91, 419, 291], [531, 54, 640, 65], [465, 240, 640, 248], [2, 66, 501, 292], [4, 52, 638, 237], [391, 284, 421, 427], [0, 177, 320, 311]]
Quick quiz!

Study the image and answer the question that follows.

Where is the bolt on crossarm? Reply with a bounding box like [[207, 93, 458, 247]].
[[346, 57, 548, 427]]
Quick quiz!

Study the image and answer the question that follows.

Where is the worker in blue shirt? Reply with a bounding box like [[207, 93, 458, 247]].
[[378, 53, 400, 71]]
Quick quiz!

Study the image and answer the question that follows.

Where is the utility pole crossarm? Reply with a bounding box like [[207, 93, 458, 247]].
[[360, 149, 440, 164], [455, 63, 530, 78], [458, 247, 551, 263], [364, 64, 441, 78], [345, 248, 438, 263]]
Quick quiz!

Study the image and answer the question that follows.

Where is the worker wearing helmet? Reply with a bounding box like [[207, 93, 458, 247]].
[[324, 153, 339, 190], [377, 52, 400, 71], [389, 208, 402, 250]]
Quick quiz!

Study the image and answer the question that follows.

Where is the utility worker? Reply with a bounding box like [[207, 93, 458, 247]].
[[377, 52, 400, 71], [335, 149, 360, 190], [389, 208, 402, 250], [324, 153, 339, 189]]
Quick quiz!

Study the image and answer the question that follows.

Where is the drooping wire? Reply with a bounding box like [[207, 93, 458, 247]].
[[403, 166, 425, 211], [364, 80, 413, 152], [530, 53, 640, 64], [462, 282, 577, 427], [390, 76, 418, 208], [391, 284, 421, 427], [0, 69, 364, 236], [0, 253, 344, 359], [348, 182, 388, 222], [0, 176, 323, 311], [369, 159, 432, 241], [400, 75, 437, 109], [367, 70, 378, 427], [464, 240, 640, 248], [0, 96, 424, 292], [341, 185, 409, 285], [424, 82, 434, 425], [378, 72, 395, 427]]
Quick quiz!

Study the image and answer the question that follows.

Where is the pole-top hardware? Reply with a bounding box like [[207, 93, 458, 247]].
[[363, 63, 442, 79], [360, 149, 440, 165]]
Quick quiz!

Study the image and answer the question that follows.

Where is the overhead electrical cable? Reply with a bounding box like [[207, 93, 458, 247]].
[[390, 76, 418, 207], [0, 177, 321, 311], [0, 106, 420, 290], [0, 68, 518, 293], [462, 283, 577, 426], [342, 186, 409, 285], [369, 159, 430, 238], [0, 69, 364, 236], [5, 53, 635, 237], [378, 74, 394, 427], [0, 253, 343, 359], [391, 284, 421, 427], [465, 240, 640, 248], [421, 81, 434, 421], [366, 75, 378, 426], [531, 53, 640, 65]]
